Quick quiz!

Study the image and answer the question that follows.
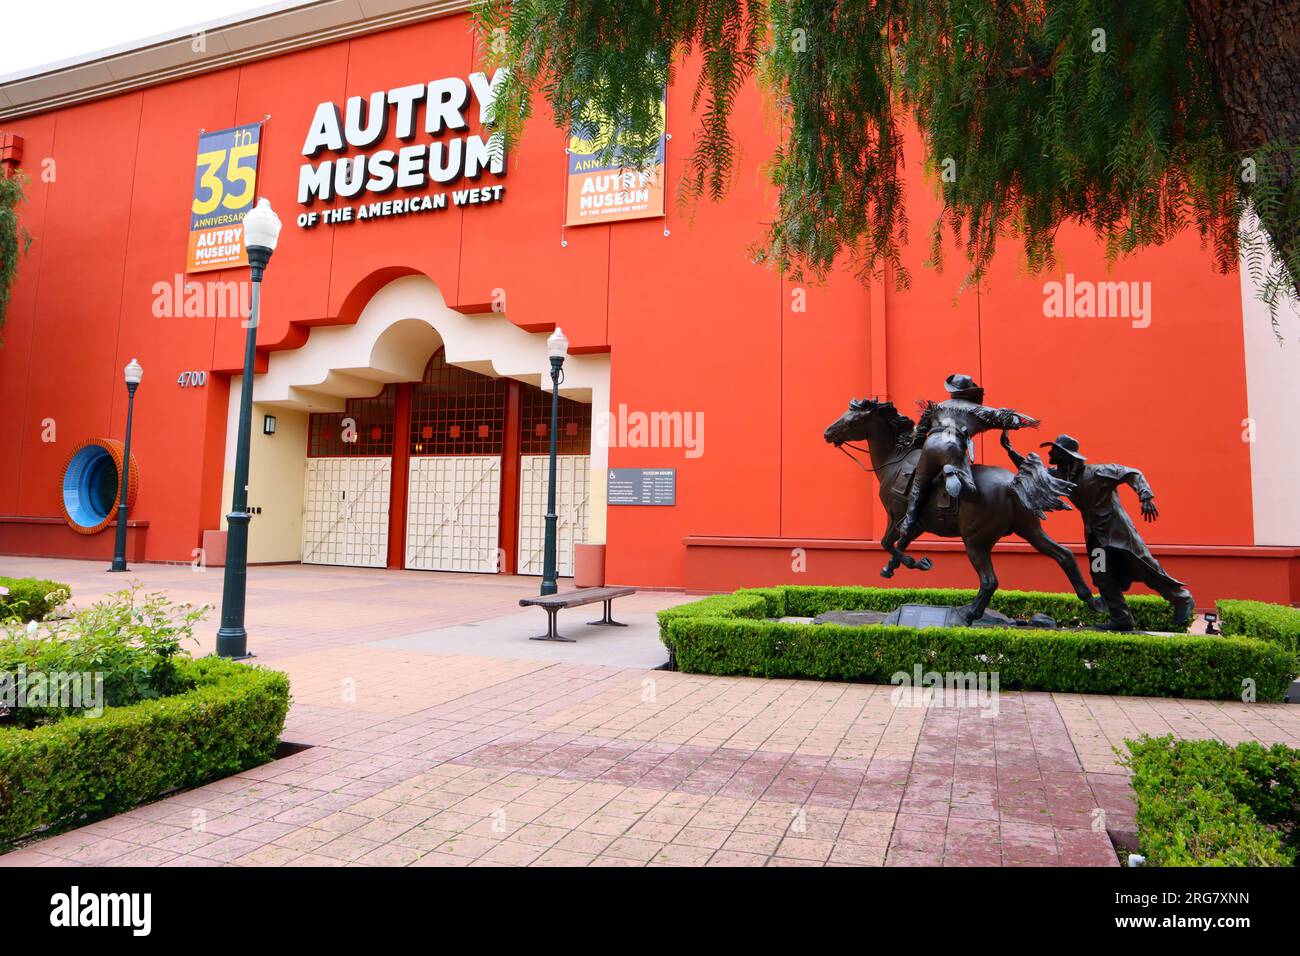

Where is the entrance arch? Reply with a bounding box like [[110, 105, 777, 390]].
[[219, 274, 610, 570]]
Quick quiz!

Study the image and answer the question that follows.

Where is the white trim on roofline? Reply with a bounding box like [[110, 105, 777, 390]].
[[0, 0, 474, 122]]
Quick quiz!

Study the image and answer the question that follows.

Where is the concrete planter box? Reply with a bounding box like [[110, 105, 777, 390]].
[[574, 544, 606, 588], [201, 530, 228, 568]]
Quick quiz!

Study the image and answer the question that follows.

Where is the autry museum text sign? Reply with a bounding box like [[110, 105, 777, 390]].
[[608, 468, 676, 506], [296, 70, 508, 229]]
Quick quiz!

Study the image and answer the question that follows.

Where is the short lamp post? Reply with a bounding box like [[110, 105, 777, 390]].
[[540, 327, 568, 596], [109, 358, 143, 572], [216, 198, 281, 659]]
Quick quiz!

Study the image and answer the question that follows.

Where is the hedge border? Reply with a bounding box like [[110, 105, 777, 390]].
[[678, 585, 1185, 631], [658, 586, 1298, 701], [1123, 735, 1298, 867], [0, 657, 290, 844], [1218, 599, 1300, 656], [0, 577, 71, 623]]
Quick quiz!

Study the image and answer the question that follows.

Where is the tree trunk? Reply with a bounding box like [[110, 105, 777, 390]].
[[1185, 0, 1300, 302]]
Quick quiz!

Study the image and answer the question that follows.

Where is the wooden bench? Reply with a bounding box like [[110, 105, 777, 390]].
[[519, 586, 637, 642]]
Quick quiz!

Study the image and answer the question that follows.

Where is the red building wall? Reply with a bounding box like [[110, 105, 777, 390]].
[[0, 12, 1268, 596]]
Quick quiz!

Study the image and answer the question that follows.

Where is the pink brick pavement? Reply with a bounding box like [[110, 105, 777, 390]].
[[2, 558, 1296, 867]]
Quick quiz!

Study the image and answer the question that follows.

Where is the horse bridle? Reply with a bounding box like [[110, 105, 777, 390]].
[[835, 441, 910, 474]]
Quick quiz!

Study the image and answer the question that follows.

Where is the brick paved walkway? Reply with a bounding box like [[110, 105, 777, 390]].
[[3, 558, 1297, 867]]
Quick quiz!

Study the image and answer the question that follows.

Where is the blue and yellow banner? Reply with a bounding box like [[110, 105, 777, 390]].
[[186, 122, 262, 273]]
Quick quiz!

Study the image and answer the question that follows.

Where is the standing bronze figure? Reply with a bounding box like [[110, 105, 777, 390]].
[[1002, 433, 1196, 630], [824, 397, 1102, 623], [899, 375, 1041, 541]]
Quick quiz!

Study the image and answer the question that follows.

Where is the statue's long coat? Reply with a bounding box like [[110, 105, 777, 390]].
[[1056, 463, 1187, 588]]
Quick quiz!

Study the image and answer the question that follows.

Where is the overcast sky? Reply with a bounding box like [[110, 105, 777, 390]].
[[1, 0, 306, 77]]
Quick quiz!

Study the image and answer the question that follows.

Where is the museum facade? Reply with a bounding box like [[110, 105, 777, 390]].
[[0, 1, 1297, 603]]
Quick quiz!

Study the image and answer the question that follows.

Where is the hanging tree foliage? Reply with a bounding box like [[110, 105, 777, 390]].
[[0, 171, 31, 342], [474, 0, 1300, 333]]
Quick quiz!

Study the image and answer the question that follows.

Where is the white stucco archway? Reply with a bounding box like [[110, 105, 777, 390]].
[[221, 274, 611, 562]]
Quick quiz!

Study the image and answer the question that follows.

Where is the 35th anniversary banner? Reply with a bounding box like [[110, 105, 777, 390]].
[[186, 122, 262, 273], [565, 92, 665, 227]]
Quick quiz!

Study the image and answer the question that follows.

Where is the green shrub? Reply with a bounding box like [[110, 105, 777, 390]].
[[658, 591, 769, 629], [0, 657, 290, 844], [657, 586, 1298, 701], [754, 585, 1182, 631], [1218, 600, 1300, 656], [1, 587, 205, 727], [1123, 735, 1299, 866], [0, 577, 71, 623], [665, 617, 1294, 701]]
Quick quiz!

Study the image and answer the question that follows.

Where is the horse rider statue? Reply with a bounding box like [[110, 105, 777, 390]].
[[898, 374, 1041, 540], [1001, 431, 1196, 630]]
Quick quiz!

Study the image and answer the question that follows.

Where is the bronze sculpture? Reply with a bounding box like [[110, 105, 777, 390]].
[[899, 375, 1041, 540], [824, 397, 1103, 623], [1001, 432, 1196, 630]]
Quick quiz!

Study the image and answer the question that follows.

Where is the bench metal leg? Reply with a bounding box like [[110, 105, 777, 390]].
[[530, 606, 575, 642], [588, 599, 628, 627]]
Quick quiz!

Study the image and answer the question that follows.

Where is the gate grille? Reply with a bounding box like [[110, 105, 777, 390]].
[[410, 348, 507, 455], [517, 454, 590, 577], [405, 456, 502, 572], [520, 386, 591, 455], [307, 384, 397, 457], [301, 457, 391, 568]]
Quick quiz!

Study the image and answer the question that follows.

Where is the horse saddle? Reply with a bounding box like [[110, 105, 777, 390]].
[[895, 467, 958, 514]]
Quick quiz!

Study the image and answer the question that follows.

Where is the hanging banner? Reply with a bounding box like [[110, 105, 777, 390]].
[[564, 92, 665, 227], [186, 122, 262, 273]]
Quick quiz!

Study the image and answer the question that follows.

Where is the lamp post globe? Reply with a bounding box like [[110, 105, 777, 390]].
[[109, 358, 143, 572], [547, 327, 569, 359], [242, 197, 281, 277], [540, 327, 569, 596], [215, 197, 280, 659]]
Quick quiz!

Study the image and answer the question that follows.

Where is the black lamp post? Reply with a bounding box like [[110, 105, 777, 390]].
[[109, 358, 143, 572], [540, 327, 569, 596], [216, 197, 281, 659]]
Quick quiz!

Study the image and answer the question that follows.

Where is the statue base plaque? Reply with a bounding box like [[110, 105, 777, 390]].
[[812, 604, 1059, 630]]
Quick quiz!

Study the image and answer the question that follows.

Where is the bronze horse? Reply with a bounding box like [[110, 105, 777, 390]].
[[824, 397, 1104, 623]]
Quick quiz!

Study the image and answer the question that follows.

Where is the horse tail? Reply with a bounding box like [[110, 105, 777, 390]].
[[1011, 452, 1074, 519]]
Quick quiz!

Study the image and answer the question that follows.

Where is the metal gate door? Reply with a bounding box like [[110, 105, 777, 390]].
[[301, 457, 391, 568], [517, 455, 590, 577], [405, 456, 502, 572]]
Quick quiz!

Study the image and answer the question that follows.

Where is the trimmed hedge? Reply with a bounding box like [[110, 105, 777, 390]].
[[0, 577, 71, 623], [1218, 599, 1300, 656], [1124, 735, 1299, 867], [659, 591, 770, 626], [689, 585, 1184, 632], [658, 586, 1298, 701], [0, 657, 290, 844]]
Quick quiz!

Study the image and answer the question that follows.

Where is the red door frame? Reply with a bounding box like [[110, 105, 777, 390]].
[[498, 380, 523, 574], [384, 376, 522, 573], [385, 382, 413, 569]]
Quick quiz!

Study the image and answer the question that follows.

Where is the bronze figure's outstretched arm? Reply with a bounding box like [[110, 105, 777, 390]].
[[1096, 463, 1160, 521], [1000, 430, 1027, 468], [1124, 468, 1159, 522], [973, 405, 1040, 431]]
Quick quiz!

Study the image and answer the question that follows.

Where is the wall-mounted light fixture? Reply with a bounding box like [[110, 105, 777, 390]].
[[263, 415, 277, 435]]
